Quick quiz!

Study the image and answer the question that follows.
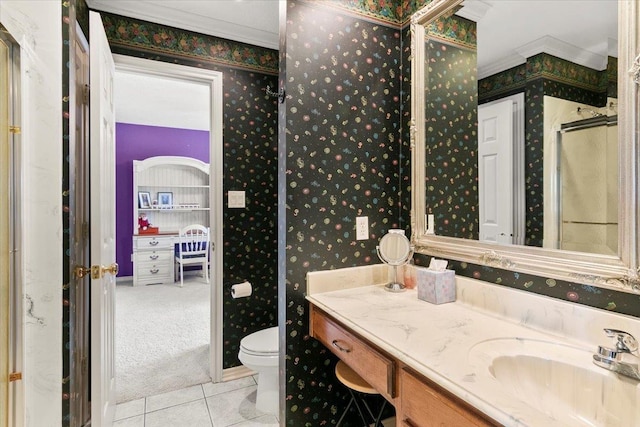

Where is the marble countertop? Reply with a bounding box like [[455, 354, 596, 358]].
[[306, 280, 637, 427]]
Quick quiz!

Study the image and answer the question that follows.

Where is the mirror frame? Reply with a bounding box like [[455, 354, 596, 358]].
[[410, 0, 640, 293]]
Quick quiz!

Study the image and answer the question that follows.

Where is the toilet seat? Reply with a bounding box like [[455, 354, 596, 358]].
[[240, 326, 278, 356]]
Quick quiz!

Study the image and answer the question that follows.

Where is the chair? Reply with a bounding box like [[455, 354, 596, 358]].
[[174, 224, 210, 287], [335, 360, 388, 427]]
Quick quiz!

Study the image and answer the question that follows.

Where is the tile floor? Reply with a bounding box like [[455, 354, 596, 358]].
[[114, 375, 279, 427]]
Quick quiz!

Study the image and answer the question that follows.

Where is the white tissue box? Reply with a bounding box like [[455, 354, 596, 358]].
[[416, 267, 456, 304]]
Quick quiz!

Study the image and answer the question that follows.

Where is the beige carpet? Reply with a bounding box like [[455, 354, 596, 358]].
[[115, 280, 211, 403]]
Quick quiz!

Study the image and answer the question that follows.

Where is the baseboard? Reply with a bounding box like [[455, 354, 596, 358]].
[[222, 365, 256, 382]]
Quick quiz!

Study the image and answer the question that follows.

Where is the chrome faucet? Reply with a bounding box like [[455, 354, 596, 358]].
[[593, 328, 640, 380]]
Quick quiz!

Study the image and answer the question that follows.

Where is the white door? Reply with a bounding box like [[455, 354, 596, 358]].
[[90, 11, 117, 427], [478, 100, 514, 244]]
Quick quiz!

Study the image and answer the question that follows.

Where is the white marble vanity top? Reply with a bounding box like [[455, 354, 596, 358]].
[[306, 267, 640, 427]]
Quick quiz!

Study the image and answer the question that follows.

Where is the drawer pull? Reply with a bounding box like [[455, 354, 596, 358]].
[[331, 340, 352, 353], [403, 419, 418, 427], [149, 240, 159, 246], [149, 254, 159, 260], [150, 268, 159, 274]]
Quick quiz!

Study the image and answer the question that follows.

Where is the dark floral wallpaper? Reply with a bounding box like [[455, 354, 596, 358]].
[[424, 36, 478, 240], [282, 1, 403, 424], [101, 13, 278, 74]]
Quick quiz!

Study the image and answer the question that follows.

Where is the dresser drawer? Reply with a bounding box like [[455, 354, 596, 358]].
[[134, 236, 174, 250], [136, 260, 173, 283], [310, 306, 395, 400], [134, 250, 173, 264], [400, 367, 497, 427]]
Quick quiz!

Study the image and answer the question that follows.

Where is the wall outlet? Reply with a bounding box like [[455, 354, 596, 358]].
[[356, 216, 369, 240]]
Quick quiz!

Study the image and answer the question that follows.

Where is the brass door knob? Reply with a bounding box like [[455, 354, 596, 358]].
[[74, 263, 119, 279], [102, 263, 119, 276]]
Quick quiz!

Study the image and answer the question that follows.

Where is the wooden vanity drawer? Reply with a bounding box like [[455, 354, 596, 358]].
[[310, 306, 395, 400], [399, 367, 498, 427]]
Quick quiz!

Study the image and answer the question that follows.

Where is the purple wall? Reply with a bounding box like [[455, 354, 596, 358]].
[[116, 123, 210, 277]]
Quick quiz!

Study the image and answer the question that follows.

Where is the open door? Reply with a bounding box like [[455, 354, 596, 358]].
[[89, 11, 117, 427]]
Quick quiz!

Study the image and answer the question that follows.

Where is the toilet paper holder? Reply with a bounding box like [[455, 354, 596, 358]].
[[231, 280, 252, 298]]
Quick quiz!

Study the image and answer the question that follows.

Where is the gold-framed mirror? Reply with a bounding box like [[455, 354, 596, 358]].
[[410, 0, 639, 293]]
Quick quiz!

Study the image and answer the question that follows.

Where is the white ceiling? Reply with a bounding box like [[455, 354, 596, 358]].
[[88, 0, 617, 130], [114, 71, 210, 130], [458, 0, 618, 79]]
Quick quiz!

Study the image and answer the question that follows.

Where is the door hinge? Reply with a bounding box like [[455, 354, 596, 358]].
[[9, 372, 22, 382], [83, 84, 90, 105], [9, 126, 21, 134]]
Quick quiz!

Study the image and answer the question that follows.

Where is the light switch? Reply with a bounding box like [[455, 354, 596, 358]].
[[228, 191, 246, 208], [356, 216, 369, 240]]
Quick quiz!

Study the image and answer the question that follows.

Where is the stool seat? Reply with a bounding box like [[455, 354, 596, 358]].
[[335, 361, 378, 394]]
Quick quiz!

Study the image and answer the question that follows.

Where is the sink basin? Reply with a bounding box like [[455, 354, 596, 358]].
[[468, 338, 640, 426]]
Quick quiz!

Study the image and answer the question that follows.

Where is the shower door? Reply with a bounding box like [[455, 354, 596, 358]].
[[558, 116, 618, 255], [0, 23, 22, 427]]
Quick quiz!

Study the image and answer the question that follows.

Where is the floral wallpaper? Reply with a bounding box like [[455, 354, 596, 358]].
[[100, 13, 278, 75], [282, 1, 404, 424], [424, 36, 478, 240]]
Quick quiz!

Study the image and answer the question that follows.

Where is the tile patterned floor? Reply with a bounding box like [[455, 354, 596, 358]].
[[114, 375, 279, 427]]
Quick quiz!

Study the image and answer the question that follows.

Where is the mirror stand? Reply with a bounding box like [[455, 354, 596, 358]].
[[376, 232, 414, 293]]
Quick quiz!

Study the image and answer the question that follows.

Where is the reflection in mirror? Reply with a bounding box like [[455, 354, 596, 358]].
[[410, 0, 639, 292], [377, 232, 413, 293], [419, 1, 618, 256]]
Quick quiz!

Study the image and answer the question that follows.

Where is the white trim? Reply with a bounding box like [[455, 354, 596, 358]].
[[113, 54, 224, 382], [222, 365, 256, 382], [86, 0, 278, 50]]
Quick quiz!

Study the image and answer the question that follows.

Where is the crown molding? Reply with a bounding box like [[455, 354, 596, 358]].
[[515, 35, 607, 71], [86, 0, 279, 50]]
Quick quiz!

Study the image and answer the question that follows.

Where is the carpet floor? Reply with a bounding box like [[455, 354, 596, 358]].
[[115, 280, 211, 403]]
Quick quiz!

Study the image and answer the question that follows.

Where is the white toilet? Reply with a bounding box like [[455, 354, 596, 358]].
[[238, 326, 279, 415]]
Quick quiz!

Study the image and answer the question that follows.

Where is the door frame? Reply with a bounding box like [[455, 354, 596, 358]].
[[111, 54, 224, 383]]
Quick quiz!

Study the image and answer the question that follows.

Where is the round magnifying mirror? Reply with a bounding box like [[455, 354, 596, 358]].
[[376, 232, 413, 292]]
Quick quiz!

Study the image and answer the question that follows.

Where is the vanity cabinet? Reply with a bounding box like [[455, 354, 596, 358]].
[[309, 304, 500, 427], [398, 366, 497, 427], [132, 156, 210, 286]]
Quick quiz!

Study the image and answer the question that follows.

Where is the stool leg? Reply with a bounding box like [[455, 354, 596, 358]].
[[373, 399, 387, 427], [349, 389, 371, 427], [335, 396, 354, 427]]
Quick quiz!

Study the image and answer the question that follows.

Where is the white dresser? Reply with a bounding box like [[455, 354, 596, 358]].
[[132, 234, 177, 286]]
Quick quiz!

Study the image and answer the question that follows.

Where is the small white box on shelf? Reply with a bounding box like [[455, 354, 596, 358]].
[[416, 266, 456, 304]]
